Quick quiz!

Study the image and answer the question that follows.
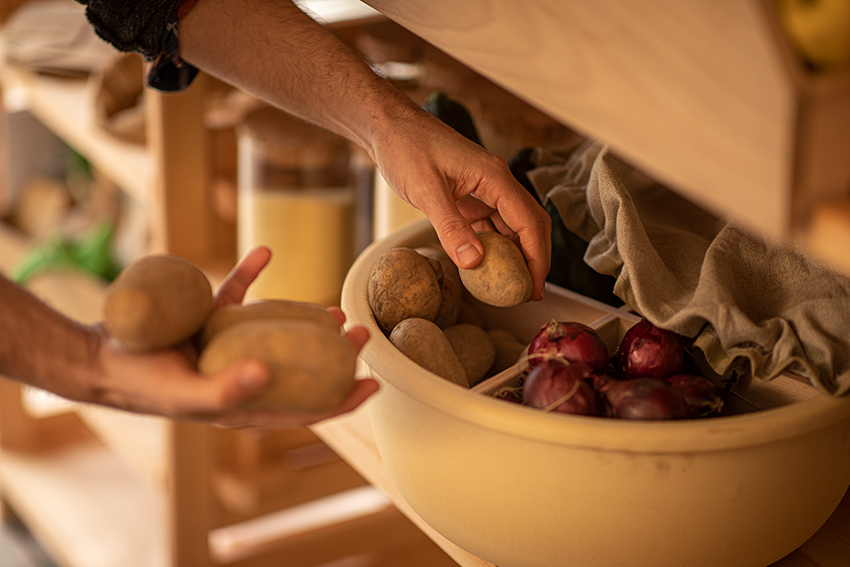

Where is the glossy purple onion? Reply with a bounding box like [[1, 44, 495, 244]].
[[595, 376, 689, 420], [522, 361, 600, 416], [617, 319, 684, 381], [666, 373, 724, 417], [527, 320, 609, 372]]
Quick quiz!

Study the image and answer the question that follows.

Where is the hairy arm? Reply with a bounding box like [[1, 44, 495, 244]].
[[179, 0, 551, 299], [0, 274, 99, 402], [180, 0, 405, 158]]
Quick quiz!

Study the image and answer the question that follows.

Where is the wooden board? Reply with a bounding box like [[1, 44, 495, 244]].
[[0, 64, 151, 204], [0, 443, 166, 567]]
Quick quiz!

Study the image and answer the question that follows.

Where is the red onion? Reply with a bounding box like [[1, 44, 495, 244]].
[[595, 376, 689, 420], [617, 319, 684, 381], [666, 373, 724, 417], [522, 361, 600, 416], [528, 320, 609, 372]]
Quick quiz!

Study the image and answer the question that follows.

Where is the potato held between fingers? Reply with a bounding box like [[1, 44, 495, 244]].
[[199, 319, 357, 414], [104, 254, 213, 351], [458, 231, 532, 307]]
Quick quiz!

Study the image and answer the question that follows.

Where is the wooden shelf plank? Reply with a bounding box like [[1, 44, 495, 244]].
[[74, 407, 169, 489], [0, 63, 152, 204], [362, 0, 797, 239], [0, 443, 166, 567]]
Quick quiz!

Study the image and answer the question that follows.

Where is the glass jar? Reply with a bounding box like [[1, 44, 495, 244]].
[[236, 106, 354, 306]]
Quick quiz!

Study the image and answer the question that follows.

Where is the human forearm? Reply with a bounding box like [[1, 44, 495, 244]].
[[0, 274, 100, 401], [179, 0, 414, 159]]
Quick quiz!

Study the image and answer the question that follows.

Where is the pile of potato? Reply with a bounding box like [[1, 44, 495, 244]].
[[103, 254, 357, 414], [368, 233, 531, 388]]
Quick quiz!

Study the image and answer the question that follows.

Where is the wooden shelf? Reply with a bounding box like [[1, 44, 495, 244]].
[[314, 3, 850, 565], [0, 442, 166, 567], [0, 63, 152, 205], [74, 407, 169, 489]]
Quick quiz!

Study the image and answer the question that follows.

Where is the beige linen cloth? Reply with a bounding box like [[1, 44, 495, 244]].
[[527, 140, 850, 396]]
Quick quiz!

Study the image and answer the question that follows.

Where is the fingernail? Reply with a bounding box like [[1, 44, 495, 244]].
[[456, 243, 482, 267]]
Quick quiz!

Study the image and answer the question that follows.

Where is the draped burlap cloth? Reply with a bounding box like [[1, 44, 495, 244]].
[[527, 141, 850, 396]]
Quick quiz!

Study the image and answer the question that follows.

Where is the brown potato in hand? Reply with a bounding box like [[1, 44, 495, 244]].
[[459, 232, 532, 308], [104, 254, 213, 351], [199, 319, 357, 414], [199, 299, 340, 348]]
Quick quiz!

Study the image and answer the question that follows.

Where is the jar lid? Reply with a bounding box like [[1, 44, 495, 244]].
[[238, 106, 349, 169]]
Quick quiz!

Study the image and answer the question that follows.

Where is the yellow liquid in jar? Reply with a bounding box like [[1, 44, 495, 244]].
[[238, 186, 355, 306]]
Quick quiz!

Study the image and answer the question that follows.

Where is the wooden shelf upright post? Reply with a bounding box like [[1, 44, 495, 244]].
[[145, 74, 213, 267]]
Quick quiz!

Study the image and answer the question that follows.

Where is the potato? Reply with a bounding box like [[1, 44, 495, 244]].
[[104, 254, 213, 351], [368, 247, 442, 333], [443, 324, 496, 387], [199, 299, 340, 348], [389, 318, 467, 387], [416, 246, 462, 328], [198, 319, 357, 414], [458, 231, 532, 307], [486, 328, 528, 377]]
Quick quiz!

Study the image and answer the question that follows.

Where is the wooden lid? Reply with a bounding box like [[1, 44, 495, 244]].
[[238, 106, 349, 169]]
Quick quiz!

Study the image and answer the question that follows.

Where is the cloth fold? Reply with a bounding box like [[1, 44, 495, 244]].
[[528, 142, 850, 396]]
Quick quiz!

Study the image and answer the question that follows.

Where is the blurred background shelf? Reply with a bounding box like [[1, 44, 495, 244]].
[[0, 63, 151, 205], [0, 443, 166, 567]]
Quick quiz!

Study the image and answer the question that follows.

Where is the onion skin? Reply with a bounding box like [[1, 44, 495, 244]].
[[667, 373, 725, 417], [528, 320, 609, 372], [522, 361, 601, 416], [617, 319, 685, 381], [595, 376, 690, 420]]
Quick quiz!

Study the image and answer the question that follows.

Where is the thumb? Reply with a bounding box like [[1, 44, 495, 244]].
[[207, 359, 271, 410], [431, 213, 484, 270]]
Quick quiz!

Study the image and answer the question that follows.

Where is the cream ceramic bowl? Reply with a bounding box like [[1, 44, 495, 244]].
[[341, 218, 850, 567]]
